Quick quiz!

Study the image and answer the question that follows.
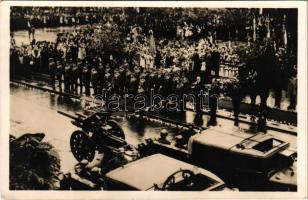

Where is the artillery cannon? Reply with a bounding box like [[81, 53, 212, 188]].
[[58, 110, 128, 162]]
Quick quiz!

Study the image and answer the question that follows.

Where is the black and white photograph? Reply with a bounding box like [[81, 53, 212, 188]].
[[1, 1, 307, 199]]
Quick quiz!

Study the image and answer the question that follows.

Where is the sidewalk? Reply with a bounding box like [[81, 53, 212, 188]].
[[10, 72, 297, 135]]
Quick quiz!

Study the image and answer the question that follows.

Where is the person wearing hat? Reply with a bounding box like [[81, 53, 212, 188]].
[[174, 135, 185, 148], [82, 60, 91, 96], [76, 59, 84, 94], [112, 71, 121, 95], [178, 125, 196, 145], [154, 49, 162, 69], [164, 50, 173, 68], [129, 75, 138, 95], [207, 79, 220, 127], [161, 73, 172, 99], [157, 129, 171, 145], [48, 58, 56, 90], [71, 60, 79, 94], [124, 70, 132, 93], [147, 73, 156, 97], [55, 60, 63, 92], [63, 59, 72, 93], [192, 48, 201, 82], [91, 66, 99, 96], [193, 76, 204, 115], [97, 62, 105, 95]]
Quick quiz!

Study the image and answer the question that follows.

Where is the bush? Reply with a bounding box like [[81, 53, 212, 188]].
[[10, 133, 61, 190]]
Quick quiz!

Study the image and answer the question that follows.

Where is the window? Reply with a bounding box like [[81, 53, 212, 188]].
[[252, 138, 283, 153]]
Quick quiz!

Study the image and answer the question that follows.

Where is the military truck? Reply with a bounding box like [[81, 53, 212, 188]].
[[105, 154, 233, 191], [150, 127, 297, 191]]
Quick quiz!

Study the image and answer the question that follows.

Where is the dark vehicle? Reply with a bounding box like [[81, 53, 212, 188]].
[[105, 154, 233, 191], [150, 127, 297, 191], [58, 109, 233, 191]]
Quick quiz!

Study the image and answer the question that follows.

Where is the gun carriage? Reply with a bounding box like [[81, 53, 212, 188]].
[[58, 109, 297, 191]]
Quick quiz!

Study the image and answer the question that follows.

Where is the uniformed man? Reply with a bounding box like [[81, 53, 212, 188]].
[[257, 109, 267, 133], [178, 125, 196, 144], [48, 58, 56, 90], [165, 50, 173, 68], [97, 62, 105, 95], [137, 78, 146, 95], [55, 60, 63, 91], [91, 67, 99, 96], [124, 70, 132, 94], [63, 59, 72, 93], [118, 66, 126, 95], [193, 76, 204, 114], [207, 79, 220, 126], [232, 80, 243, 127], [147, 73, 156, 97], [161, 73, 172, 99], [157, 129, 171, 145], [77, 59, 84, 94], [192, 48, 201, 82], [71, 60, 79, 94], [129, 75, 138, 95], [82, 61, 91, 96], [155, 50, 162, 69]]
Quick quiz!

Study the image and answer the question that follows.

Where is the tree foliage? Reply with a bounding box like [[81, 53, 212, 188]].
[[236, 39, 278, 97], [10, 133, 61, 190]]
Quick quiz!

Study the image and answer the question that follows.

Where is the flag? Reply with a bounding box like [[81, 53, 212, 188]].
[[266, 17, 271, 38], [253, 17, 256, 42], [283, 24, 287, 46], [149, 30, 156, 55], [282, 15, 287, 46], [259, 8, 263, 15]]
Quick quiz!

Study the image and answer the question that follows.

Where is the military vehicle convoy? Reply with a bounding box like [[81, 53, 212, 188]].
[[105, 154, 233, 191], [150, 127, 297, 191], [58, 110, 297, 191]]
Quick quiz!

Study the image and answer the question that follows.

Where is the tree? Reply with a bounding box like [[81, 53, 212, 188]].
[[10, 133, 61, 190], [236, 39, 278, 111]]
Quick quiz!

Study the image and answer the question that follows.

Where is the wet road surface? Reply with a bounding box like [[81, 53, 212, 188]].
[[10, 84, 296, 173]]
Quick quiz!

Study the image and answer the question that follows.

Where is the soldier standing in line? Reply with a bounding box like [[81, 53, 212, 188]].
[[287, 75, 297, 111], [228, 80, 243, 127], [48, 58, 56, 90], [82, 60, 91, 96], [118, 66, 125, 96], [207, 79, 220, 126], [192, 48, 201, 82], [77, 59, 84, 95], [148, 73, 156, 98], [113, 71, 121, 95], [97, 62, 105, 95], [124, 70, 132, 94], [71, 60, 79, 94], [193, 76, 204, 115], [91, 66, 99, 96], [257, 109, 267, 133], [63, 59, 72, 93], [129, 75, 138, 95], [55, 60, 63, 92]]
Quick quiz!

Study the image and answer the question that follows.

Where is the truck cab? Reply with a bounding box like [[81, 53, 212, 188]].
[[105, 154, 232, 191], [187, 128, 297, 190]]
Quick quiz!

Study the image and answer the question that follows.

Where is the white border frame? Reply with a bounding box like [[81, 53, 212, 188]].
[[0, 1, 307, 199]]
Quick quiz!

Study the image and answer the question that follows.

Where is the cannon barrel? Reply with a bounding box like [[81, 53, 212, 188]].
[[58, 110, 79, 120], [58, 110, 85, 128], [58, 109, 128, 162]]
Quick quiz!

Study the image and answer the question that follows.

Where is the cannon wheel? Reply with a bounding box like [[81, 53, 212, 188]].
[[107, 120, 125, 139], [70, 130, 95, 162]]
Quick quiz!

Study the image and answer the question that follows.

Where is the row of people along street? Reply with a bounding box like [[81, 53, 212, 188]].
[[10, 8, 297, 131]]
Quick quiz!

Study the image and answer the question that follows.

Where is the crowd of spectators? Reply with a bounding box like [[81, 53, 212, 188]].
[[10, 7, 297, 112]]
